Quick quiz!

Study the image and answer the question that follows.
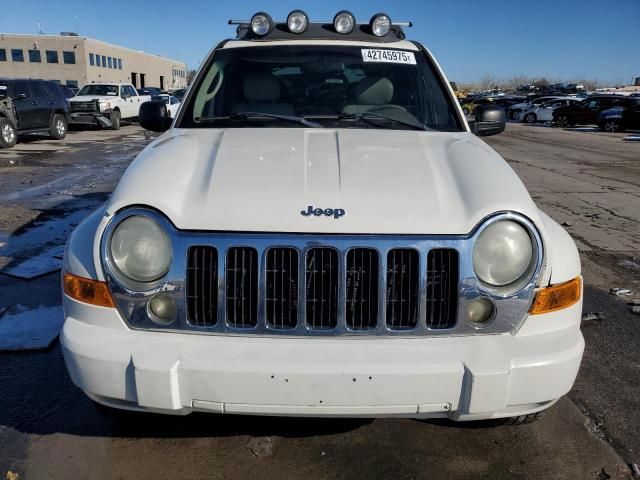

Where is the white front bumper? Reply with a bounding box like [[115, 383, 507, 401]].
[[61, 296, 584, 419]]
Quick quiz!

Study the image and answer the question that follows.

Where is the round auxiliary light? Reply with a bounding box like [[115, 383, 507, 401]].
[[250, 12, 273, 36], [472, 220, 534, 288], [466, 298, 494, 325], [333, 10, 356, 35], [287, 10, 309, 34], [370, 13, 392, 37], [148, 294, 177, 326], [109, 215, 172, 284]]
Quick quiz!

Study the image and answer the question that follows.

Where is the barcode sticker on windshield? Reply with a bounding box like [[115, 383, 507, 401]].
[[361, 49, 416, 65]]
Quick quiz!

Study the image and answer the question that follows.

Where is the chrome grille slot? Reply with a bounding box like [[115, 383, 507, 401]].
[[266, 247, 299, 329], [386, 249, 419, 329], [346, 248, 379, 329], [426, 249, 459, 329], [305, 248, 339, 329], [70, 100, 98, 112], [226, 247, 258, 328], [186, 246, 218, 327]]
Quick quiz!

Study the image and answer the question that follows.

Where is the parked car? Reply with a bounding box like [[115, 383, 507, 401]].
[[151, 94, 181, 118], [172, 88, 188, 102], [508, 96, 561, 120], [69, 83, 151, 129], [137, 87, 162, 96], [0, 78, 69, 148], [553, 95, 637, 127], [523, 98, 582, 123], [61, 11, 584, 425], [598, 101, 640, 132]]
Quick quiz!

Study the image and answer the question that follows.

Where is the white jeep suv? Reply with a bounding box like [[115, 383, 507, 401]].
[[61, 11, 584, 423]]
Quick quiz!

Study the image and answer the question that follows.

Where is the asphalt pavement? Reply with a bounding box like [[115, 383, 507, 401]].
[[0, 123, 638, 480]]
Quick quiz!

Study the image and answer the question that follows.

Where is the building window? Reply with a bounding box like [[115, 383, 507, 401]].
[[0, 49, 6, 61], [28, 49, 41, 62], [96, 54, 101, 67], [101, 55, 106, 67], [11, 49, 24, 62], [89, 53, 94, 66], [66, 80, 79, 88], [108, 57, 112, 68], [118, 58, 122, 70], [46, 50, 59, 63], [63, 51, 76, 64]]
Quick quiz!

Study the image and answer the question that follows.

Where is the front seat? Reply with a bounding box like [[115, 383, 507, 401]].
[[342, 76, 400, 114], [231, 73, 295, 116]]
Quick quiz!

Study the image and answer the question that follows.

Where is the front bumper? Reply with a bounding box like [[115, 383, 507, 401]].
[[69, 112, 112, 127], [61, 295, 584, 419]]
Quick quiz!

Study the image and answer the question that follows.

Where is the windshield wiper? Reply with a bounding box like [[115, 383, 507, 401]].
[[337, 112, 428, 131], [195, 112, 322, 128]]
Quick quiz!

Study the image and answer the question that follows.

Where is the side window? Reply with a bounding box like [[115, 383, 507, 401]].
[[127, 86, 138, 97], [96, 54, 101, 67], [40, 82, 58, 98], [120, 86, 128, 97], [29, 81, 47, 98], [12, 81, 32, 98], [118, 58, 122, 70], [101, 55, 106, 67], [171, 97, 178, 105], [0, 49, 6, 61], [108, 57, 113, 69], [89, 53, 94, 66], [66, 80, 79, 88]]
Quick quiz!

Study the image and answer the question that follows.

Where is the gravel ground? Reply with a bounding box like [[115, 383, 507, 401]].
[[0, 123, 638, 479]]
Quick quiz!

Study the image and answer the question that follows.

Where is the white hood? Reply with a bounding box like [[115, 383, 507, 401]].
[[107, 128, 541, 235], [70, 95, 117, 102]]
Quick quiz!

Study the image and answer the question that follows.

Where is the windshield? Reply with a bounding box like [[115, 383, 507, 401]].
[[78, 85, 118, 96], [179, 45, 462, 131]]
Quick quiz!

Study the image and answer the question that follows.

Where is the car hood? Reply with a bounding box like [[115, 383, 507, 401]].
[[106, 128, 541, 235]]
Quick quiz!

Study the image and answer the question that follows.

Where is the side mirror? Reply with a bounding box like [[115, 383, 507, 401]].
[[471, 105, 505, 136], [139, 101, 172, 132]]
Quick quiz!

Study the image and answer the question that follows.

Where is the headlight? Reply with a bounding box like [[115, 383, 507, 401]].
[[250, 12, 273, 36], [333, 10, 356, 34], [370, 13, 392, 37], [287, 10, 309, 34], [109, 215, 172, 284], [472, 220, 534, 288]]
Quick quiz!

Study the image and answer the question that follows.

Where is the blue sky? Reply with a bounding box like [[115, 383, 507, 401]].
[[1, 0, 638, 84]]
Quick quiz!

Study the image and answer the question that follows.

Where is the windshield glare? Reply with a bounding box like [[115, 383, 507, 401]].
[[78, 85, 118, 96], [180, 45, 462, 131]]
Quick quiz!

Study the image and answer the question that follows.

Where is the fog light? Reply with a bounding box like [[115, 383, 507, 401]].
[[466, 298, 494, 325], [287, 10, 308, 34], [333, 10, 355, 34], [370, 13, 391, 37], [148, 294, 177, 325], [251, 12, 273, 36]]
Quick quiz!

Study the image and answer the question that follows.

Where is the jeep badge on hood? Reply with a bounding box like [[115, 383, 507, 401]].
[[301, 206, 346, 219]]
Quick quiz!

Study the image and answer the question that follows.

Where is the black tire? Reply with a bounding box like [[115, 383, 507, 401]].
[[0, 117, 17, 148], [602, 119, 623, 133], [49, 114, 67, 140], [110, 110, 121, 130], [524, 113, 536, 123], [501, 411, 546, 425], [556, 115, 572, 128]]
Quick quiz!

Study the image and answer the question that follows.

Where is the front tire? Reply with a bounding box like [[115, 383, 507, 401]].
[[0, 117, 17, 148], [110, 110, 121, 130], [49, 114, 67, 140], [556, 115, 572, 128], [524, 113, 536, 123]]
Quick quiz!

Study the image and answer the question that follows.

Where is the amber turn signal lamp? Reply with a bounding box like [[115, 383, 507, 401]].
[[63, 271, 115, 308], [529, 277, 581, 315]]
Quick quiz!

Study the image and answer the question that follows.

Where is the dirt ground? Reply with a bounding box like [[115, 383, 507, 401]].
[[0, 123, 638, 479]]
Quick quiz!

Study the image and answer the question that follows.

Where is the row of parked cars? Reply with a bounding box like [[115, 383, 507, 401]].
[[460, 93, 640, 133], [0, 78, 186, 148]]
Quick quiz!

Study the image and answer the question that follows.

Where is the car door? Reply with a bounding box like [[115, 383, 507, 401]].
[[119, 85, 134, 118], [126, 86, 140, 118], [627, 103, 640, 130], [579, 98, 601, 124], [26, 81, 53, 128], [9, 80, 39, 130]]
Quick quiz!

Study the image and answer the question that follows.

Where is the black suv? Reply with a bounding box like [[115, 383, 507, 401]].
[[0, 79, 70, 148], [552, 95, 635, 127], [598, 100, 640, 132]]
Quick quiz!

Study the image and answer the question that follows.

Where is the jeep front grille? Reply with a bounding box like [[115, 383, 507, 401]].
[[183, 241, 458, 335]]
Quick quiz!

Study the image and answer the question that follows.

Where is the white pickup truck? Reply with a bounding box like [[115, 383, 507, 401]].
[[69, 83, 151, 129]]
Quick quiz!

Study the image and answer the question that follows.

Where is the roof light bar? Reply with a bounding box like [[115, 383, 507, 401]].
[[333, 10, 356, 34], [250, 12, 273, 36], [370, 13, 392, 37], [287, 10, 309, 34]]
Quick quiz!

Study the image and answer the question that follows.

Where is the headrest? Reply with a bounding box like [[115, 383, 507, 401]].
[[243, 73, 281, 102], [355, 76, 394, 105]]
